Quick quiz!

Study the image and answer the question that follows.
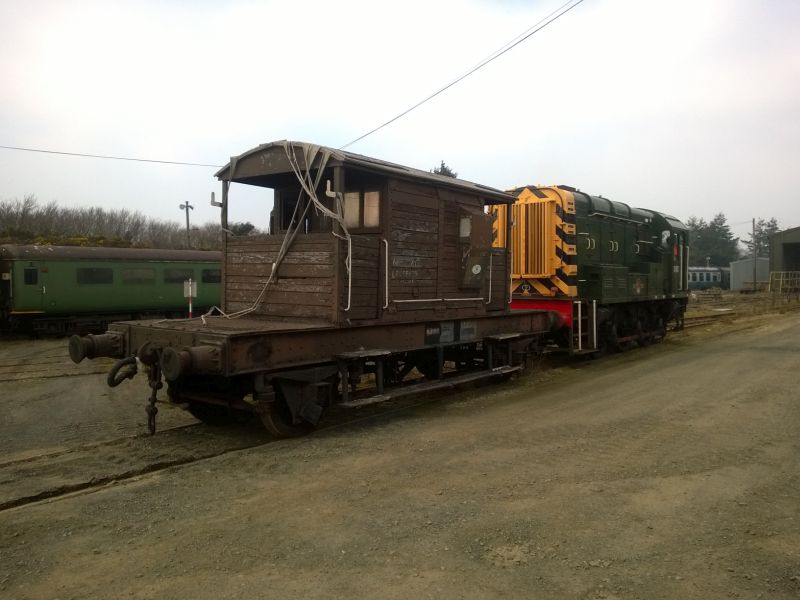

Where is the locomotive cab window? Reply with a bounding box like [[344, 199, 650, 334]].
[[344, 189, 381, 230], [24, 268, 38, 285], [77, 268, 113, 284]]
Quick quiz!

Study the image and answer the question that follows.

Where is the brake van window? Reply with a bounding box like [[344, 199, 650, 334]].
[[77, 268, 113, 284], [24, 268, 38, 285], [164, 268, 193, 283]]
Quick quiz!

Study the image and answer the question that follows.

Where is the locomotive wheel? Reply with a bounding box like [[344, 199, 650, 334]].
[[605, 323, 622, 353], [257, 387, 314, 438], [653, 317, 667, 343], [636, 320, 652, 347]]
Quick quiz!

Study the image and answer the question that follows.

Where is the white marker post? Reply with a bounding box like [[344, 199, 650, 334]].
[[184, 278, 197, 318]]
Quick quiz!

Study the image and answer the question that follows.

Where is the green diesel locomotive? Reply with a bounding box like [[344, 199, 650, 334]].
[[0, 245, 221, 334], [493, 185, 689, 352]]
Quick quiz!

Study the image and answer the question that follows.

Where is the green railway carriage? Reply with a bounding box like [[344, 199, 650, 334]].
[[0, 245, 222, 334]]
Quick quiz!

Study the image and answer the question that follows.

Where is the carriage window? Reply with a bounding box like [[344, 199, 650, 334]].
[[344, 189, 381, 229], [164, 268, 193, 283], [661, 231, 670, 247], [24, 268, 38, 285], [122, 268, 155, 284], [202, 268, 221, 284], [77, 268, 113, 284]]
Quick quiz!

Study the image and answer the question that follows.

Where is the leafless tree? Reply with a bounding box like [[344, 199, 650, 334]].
[[0, 195, 252, 249]]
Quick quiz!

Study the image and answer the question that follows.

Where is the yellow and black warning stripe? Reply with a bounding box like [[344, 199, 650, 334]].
[[506, 185, 578, 298]]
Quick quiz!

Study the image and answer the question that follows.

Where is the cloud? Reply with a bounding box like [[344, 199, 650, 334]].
[[1, 0, 798, 240]]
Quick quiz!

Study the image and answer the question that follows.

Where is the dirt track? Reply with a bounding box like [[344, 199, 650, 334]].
[[1, 309, 799, 599]]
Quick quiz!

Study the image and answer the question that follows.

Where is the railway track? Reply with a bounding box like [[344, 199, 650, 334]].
[[0, 344, 112, 382], [0, 309, 740, 515], [0, 372, 517, 514], [683, 311, 736, 328]]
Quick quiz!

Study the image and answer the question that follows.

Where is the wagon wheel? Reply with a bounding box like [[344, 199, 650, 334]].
[[167, 386, 250, 426], [257, 386, 314, 438], [186, 402, 252, 426]]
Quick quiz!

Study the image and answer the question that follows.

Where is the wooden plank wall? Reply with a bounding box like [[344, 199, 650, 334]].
[[389, 181, 440, 302], [225, 233, 336, 321], [487, 248, 508, 311], [385, 181, 501, 321]]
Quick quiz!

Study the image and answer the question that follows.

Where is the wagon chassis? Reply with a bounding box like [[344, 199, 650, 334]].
[[71, 310, 554, 436]]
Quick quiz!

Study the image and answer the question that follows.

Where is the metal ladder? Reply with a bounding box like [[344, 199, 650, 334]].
[[571, 300, 598, 353]]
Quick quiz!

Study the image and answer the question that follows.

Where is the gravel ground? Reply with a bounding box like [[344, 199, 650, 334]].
[[0, 307, 799, 599]]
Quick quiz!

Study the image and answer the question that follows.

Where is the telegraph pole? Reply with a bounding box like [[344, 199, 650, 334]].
[[752, 217, 757, 292], [180, 202, 194, 248]]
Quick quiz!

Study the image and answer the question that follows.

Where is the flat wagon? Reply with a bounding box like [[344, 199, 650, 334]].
[[70, 141, 557, 436]]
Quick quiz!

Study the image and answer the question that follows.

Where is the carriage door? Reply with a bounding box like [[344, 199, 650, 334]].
[[0, 262, 11, 314], [22, 262, 46, 312]]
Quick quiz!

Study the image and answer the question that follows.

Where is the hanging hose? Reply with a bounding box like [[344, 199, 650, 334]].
[[107, 356, 138, 388]]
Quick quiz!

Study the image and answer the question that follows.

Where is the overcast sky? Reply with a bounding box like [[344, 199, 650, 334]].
[[1, 0, 798, 242]]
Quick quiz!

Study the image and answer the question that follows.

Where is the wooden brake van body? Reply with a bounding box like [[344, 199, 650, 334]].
[[70, 141, 556, 436], [222, 142, 512, 325]]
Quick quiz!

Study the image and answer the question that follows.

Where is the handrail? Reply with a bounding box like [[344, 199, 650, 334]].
[[344, 237, 352, 312], [485, 253, 493, 304], [382, 238, 389, 309], [393, 297, 484, 303]]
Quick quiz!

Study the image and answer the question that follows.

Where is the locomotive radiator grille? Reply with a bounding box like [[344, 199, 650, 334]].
[[495, 186, 577, 299]]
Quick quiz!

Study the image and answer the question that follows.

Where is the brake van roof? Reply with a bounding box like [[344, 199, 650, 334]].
[[215, 140, 515, 205]]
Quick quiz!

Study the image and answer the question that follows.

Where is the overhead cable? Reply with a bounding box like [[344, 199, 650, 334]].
[[339, 0, 586, 150], [0, 144, 223, 168]]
